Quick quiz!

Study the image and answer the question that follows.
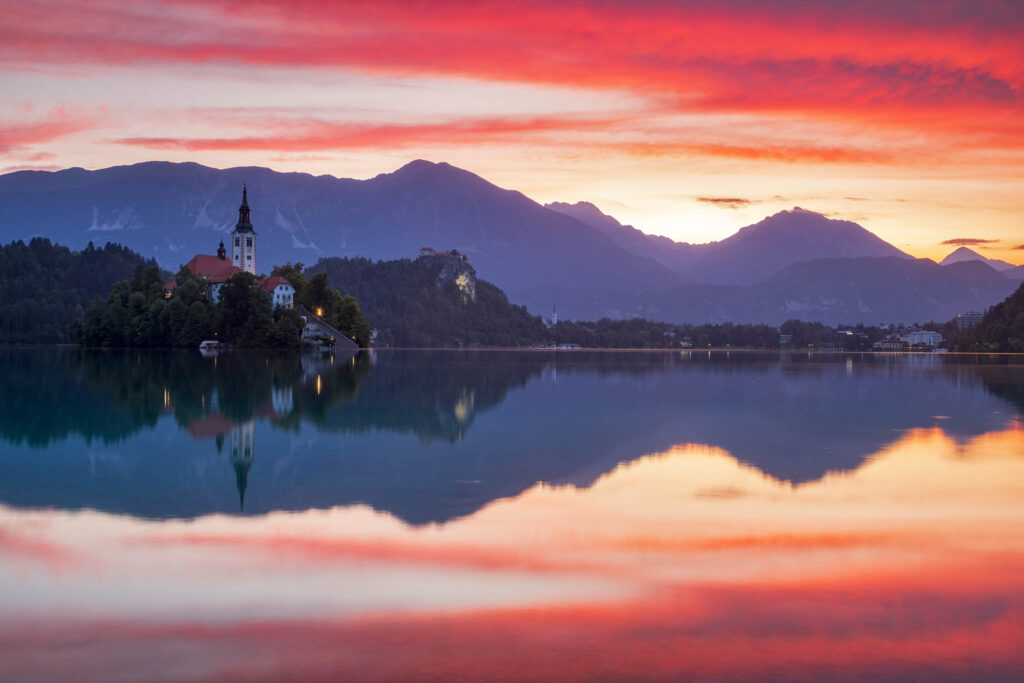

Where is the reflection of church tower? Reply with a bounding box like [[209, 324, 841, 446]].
[[271, 386, 294, 415], [229, 420, 255, 509], [231, 185, 257, 275]]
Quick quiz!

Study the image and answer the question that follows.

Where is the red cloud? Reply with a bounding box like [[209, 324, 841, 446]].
[[111, 114, 627, 152], [618, 141, 894, 164], [107, 110, 901, 165], [0, 106, 94, 154], [2, 1, 1021, 152]]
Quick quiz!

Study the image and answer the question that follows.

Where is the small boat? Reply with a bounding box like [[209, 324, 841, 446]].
[[199, 340, 222, 356]]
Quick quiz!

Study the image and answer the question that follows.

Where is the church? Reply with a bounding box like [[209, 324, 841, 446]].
[[164, 186, 295, 307]]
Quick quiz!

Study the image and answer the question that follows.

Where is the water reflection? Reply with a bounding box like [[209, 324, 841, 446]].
[[1, 426, 1022, 681], [0, 350, 1023, 523]]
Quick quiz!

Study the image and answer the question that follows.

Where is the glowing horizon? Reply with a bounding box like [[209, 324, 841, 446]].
[[1, 0, 1022, 263]]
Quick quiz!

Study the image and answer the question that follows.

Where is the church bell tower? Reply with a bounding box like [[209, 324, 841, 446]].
[[231, 184, 257, 275]]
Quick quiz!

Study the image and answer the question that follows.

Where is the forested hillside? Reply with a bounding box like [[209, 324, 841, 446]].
[[307, 256, 548, 347], [0, 239, 156, 343], [955, 282, 1024, 352]]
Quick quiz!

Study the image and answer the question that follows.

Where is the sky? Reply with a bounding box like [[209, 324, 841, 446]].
[[1, 0, 1022, 263]]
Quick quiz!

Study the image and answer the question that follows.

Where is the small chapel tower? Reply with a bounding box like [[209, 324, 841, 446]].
[[231, 185, 257, 275]]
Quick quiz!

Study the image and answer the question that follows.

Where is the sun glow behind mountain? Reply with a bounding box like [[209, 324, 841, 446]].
[[1, 1, 1022, 262]]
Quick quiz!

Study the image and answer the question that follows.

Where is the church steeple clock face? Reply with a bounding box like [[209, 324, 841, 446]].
[[230, 184, 257, 274]]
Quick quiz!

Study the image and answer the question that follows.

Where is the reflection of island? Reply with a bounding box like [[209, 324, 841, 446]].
[[161, 351, 369, 508], [0, 349, 1023, 522], [5, 426, 1023, 683]]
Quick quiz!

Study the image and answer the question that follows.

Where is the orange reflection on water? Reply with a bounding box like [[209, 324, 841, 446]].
[[1, 427, 1023, 681]]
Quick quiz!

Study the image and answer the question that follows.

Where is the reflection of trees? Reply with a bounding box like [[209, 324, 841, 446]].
[[70, 350, 309, 427], [313, 351, 544, 442], [0, 349, 146, 446], [946, 357, 1024, 415], [0, 349, 372, 447], [6, 348, 1023, 453]]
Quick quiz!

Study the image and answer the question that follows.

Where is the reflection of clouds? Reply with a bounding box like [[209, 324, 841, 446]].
[[1, 427, 1023, 680]]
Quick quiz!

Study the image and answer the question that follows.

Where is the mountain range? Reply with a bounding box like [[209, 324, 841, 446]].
[[1, 160, 1019, 324], [547, 202, 911, 285]]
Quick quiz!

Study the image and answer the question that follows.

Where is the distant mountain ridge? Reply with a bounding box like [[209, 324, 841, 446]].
[[1, 160, 1018, 323], [601, 257, 1019, 326], [940, 246, 1020, 275], [548, 202, 912, 285]]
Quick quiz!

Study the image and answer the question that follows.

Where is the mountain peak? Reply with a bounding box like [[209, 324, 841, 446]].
[[686, 208, 910, 285], [941, 246, 982, 261], [380, 159, 496, 192], [545, 201, 626, 236], [393, 158, 441, 173], [939, 245, 1016, 272]]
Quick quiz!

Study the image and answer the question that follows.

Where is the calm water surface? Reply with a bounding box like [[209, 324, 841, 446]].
[[1, 349, 1023, 681]]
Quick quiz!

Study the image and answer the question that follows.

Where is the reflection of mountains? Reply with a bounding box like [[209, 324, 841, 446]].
[[0, 350, 1022, 523]]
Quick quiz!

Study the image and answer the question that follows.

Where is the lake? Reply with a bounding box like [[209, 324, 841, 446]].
[[1, 348, 1023, 681]]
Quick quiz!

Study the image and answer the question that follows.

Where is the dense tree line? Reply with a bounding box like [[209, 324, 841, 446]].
[[270, 264, 372, 347], [952, 282, 1024, 352], [69, 265, 305, 348], [777, 320, 892, 350], [0, 238, 156, 343], [307, 257, 548, 347], [549, 318, 782, 349]]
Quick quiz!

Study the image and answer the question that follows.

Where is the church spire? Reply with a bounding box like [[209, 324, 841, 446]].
[[234, 459, 250, 511], [235, 184, 253, 233], [231, 184, 257, 274]]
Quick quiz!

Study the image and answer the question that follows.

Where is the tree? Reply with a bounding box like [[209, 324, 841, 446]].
[[336, 294, 372, 347], [0, 238, 155, 344], [954, 282, 1024, 352], [269, 308, 304, 348], [215, 272, 273, 347], [172, 266, 209, 305], [306, 272, 334, 317], [180, 301, 214, 347]]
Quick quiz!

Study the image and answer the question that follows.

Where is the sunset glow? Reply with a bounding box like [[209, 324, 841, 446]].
[[1, 0, 1022, 261], [2, 426, 1023, 680]]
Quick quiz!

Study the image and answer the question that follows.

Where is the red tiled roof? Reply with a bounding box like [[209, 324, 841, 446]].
[[185, 254, 243, 283], [186, 413, 236, 439], [260, 275, 291, 292]]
